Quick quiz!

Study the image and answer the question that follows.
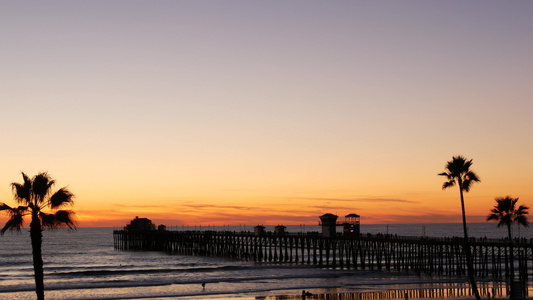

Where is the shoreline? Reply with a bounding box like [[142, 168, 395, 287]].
[[172, 276, 516, 300], [2, 271, 529, 299], [22, 273, 522, 300]]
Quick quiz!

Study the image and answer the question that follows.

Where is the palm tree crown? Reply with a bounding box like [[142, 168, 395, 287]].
[[487, 196, 529, 230], [439, 155, 480, 192], [1, 172, 75, 234]]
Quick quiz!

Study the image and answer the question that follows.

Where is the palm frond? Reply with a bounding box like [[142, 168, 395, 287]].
[[55, 210, 76, 229], [13, 205, 29, 216], [0, 203, 13, 212], [39, 212, 57, 229], [438, 172, 452, 179], [442, 180, 455, 190], [49, 188, 74, 209], [462, 172, 480, 192], [466, 171, 480, 182], [32, 172, 55, 205], [0, 203, 29, 217], [1, 213, 25, 235], [462, 180, 472, 192], [515, 204, 529, 227], [487, 213, 499, 222], [38, 210, 76, 229], [11, 181, 31, 205], [516, 216, 529, 227], [516, 204, 529, 215], [462, 157, 473, 169]]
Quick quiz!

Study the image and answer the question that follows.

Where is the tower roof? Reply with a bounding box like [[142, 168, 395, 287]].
[[345, 213, 360, 218], [320, 213, 338, 220]]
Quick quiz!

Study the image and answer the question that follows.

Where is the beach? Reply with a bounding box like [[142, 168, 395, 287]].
[[9, 274, 513, 300]]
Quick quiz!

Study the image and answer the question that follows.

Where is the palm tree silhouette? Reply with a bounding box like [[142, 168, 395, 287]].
[[0, 172, 75, 300], [439, 155, 481, 300], [487, 196, 529, 286]]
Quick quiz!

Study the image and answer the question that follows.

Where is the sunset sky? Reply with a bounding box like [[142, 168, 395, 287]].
[[1, 1, 532, 228]]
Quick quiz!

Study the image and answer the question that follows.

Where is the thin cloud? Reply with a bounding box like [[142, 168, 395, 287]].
[[113, 204, 171, 209], [362, 213, 471, 224], [293, 197, 418, 204], [179, 204, 260, 211], [309, 205, 361, 211]]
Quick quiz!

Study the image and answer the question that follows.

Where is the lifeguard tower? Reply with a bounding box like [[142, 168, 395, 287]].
[[254, 225, 266, 236], [319, 213, 338, 238], [274, 225, 286, 235], [343, 213, 360, 236]]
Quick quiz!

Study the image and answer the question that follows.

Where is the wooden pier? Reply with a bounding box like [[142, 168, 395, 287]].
[[113, 230, 533, 285]]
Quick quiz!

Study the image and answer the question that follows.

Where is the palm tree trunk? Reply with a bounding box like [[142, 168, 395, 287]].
[[30, 212, 45, 300], [459, 186, 481, 300], [508, 223, 516, 300], [507, 224, 515, 280]]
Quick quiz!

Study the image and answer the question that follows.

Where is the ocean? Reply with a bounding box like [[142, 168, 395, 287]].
[[0, 223, 531, 299]]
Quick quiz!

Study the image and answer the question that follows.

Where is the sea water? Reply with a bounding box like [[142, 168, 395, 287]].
[[0, 223, 531, 299]]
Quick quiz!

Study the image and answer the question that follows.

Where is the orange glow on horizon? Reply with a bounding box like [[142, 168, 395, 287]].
[[1, 169, 531, 229], [0, 212, 489, 229], [0, 193, 499, 229]]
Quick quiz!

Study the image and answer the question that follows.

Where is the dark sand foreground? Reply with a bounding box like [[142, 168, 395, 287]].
[[182, 278, 532, 300]]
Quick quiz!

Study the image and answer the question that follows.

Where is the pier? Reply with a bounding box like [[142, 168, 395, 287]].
[[113, 229, 533, 285], [113, 215, 533, 298]]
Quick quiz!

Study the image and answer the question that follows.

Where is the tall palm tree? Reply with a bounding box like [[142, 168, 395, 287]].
[[439, 155, 481, 300], [487, 196, 529, 285], [0, 172, 75, 300]]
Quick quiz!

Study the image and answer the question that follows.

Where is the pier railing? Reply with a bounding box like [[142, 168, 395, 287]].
[[113, 230, 533, 286]]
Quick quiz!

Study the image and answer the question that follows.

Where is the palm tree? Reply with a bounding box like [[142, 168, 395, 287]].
[[487, 196, 529, 285], [0, 172, 75, 300], [439, 155, 481, 300]]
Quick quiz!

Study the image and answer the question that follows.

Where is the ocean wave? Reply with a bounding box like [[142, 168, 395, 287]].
[[48, 264, 256, 277], [1, 269, 478, 300], [0, 267, 347, 294]]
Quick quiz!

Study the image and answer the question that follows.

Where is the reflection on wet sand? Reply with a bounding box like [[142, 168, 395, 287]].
[[258, 281, 510, 299]]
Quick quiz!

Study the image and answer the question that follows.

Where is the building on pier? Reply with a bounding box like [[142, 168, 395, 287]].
[[319, 213, 338, 237], [274, 225, 286, 235], [343, 213, 360, 236], [254, 225, 266, 236], [319, 213, 360, 237], [125, 216, 156, 232]]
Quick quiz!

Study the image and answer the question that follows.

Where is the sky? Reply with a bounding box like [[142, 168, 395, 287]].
[[1, 1, 532, 228]]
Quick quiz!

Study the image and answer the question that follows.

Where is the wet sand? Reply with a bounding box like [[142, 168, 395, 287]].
[[181, 278, 529, 300]]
